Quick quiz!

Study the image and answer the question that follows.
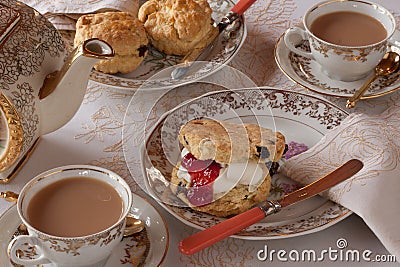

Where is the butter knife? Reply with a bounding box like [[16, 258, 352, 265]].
[[171, 0, 256, 80], [179, 159, 363, 255]]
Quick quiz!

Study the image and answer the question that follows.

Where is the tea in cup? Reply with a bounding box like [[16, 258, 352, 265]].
[[283, 0, 397, 82], [8, 165, 133, 267]]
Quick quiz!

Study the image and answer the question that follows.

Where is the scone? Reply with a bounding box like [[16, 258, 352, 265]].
[[138, 0, 218, 56], [170, 119, 286, 217], [74, 12, 148, 74]]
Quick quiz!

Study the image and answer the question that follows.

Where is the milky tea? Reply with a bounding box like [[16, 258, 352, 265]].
[[27, 177, 123, 237], [310, 11, 387, 46]]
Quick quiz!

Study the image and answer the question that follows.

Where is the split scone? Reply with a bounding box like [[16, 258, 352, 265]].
[[170, 119, 286, 217], [138, 0, 218, 56], [74, 12, 148, 74]]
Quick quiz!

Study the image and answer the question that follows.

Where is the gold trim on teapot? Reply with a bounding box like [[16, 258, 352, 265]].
[[0, 0, 114, 182], [0, 94, 23, 172]]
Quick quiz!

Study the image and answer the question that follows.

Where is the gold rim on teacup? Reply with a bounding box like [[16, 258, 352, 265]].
[[8, 165, 133, 267], [283, 0, 397, 82]]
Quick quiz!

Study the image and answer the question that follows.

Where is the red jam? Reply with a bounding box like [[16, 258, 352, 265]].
[[181, 153, 214, 172], [181, 153, 221, 206]]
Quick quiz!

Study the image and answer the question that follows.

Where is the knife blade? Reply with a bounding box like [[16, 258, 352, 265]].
[[171, 0, 257, 79], [179, 159, 363, 255]]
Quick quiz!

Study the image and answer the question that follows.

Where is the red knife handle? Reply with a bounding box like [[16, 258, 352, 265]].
[[179, 207, 265, 255], [231, 0, 257, 15]]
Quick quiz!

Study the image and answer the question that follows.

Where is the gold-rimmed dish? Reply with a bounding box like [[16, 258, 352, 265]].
[[0, 193, 168, 267], [126, 86, 353, 239], [60, 0, 246, 90]]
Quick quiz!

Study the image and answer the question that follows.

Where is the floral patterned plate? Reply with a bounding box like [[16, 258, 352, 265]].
[[60, 0, 246, 90], [275, 25, 400, 99], [0, 193, 168, 266], [140, 87, 353, 239]]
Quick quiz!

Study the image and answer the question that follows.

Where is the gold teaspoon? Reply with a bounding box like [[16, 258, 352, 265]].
[[0, 191, 19, 202], [346, 51, 400, 109], [124, 216, 145, 237]]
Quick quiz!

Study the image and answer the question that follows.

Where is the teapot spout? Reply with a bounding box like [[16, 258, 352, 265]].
[[38, 38, 114, 134]]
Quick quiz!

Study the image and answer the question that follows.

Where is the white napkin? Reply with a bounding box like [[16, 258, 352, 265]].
[[280, 105, 400, 261], [21, 0, 140, 30]]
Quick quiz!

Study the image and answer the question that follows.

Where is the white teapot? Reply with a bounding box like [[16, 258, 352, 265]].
[[0, 0, 114, 182]]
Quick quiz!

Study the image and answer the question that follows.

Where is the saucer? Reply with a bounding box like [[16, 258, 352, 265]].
[[0, 193, 168, 267], [137, 86, 352, 239], [274, 26, 400, 98]]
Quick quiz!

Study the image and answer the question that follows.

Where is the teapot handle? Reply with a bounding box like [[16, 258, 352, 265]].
[[0, 93, 24, 173]]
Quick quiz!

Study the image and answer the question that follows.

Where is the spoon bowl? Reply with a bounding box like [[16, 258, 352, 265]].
[[124, 216, 145, 237]]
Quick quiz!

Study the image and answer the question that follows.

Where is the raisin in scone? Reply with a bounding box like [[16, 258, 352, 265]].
[[138, 0, 218, 56], [74, 12, 148, 74], [170, 119, 286, 217]]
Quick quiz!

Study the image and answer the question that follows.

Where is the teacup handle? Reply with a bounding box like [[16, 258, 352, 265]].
[[8, 235, 51, 265], [283, 27, 315, 59]]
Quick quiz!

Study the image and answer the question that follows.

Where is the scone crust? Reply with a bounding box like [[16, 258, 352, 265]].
[[138, 0, 217, 55], [74, 12, 148, 74], [170, 163, 272, 217], [178, 119, 286, 164]]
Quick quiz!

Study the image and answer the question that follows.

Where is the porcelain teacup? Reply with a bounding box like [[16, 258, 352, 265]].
[[283, 0, 398, 82], [8, 165, 132, 267]]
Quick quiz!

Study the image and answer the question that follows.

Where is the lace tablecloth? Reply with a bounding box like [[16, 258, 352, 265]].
[[1, 0, 400, 266]]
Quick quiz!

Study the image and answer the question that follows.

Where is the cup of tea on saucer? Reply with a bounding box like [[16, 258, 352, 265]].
[[283, 0, 397, 82], [8, 165, 133, 267]]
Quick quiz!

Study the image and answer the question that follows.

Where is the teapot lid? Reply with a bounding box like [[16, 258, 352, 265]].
[[0, 3, 21, 44]]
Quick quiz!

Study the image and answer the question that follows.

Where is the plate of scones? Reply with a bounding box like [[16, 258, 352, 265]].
[[62, 0, 246, 90], [139, 87, 353, 239]]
